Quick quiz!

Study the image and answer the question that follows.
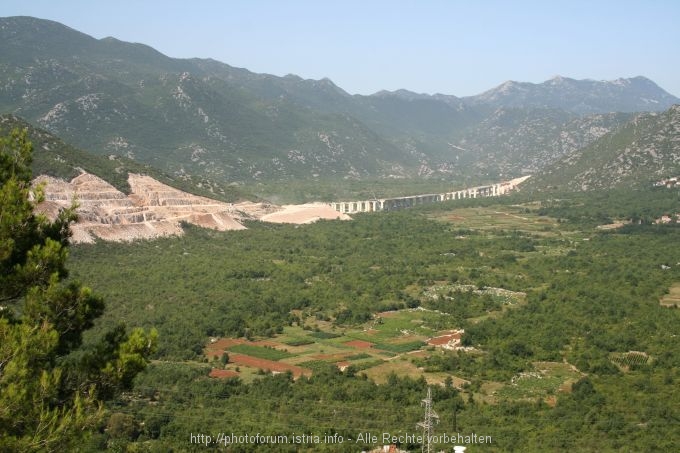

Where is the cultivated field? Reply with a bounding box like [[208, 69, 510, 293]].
[[204, 308, 472, 387]]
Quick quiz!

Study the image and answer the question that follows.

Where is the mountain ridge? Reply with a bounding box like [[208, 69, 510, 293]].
[[1, 15, 678, 187], [462, 75, 679, 114], [527, 104, 680, 191]]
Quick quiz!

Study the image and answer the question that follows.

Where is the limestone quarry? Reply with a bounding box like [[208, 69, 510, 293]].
[[35, 172, 350, 243]]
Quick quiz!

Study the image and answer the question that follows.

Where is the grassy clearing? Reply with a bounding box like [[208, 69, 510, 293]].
[[429, 206, 560, 234], [660, 282, 680, 307], [347, 310, 447, 343], [309, 331, 342, 339], [479, 381, 505, 404], [346, 353, 372, 361], [227, 344, 295, 361], [373, 341, 425, 353], [222, 365, 261, 384], [362, 360, 424, 383], [283, 342, 350, 359], [425, 372, 470, 388], [297, 360, 336, 373], [349, 359, 386, 372], [496, 362, 582, 400], [283, 339, 315, 346]]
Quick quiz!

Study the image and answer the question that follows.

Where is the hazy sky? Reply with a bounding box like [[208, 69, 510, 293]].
[[3, 0, 679, 97]]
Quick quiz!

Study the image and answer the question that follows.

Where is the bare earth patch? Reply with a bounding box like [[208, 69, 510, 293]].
[[205, 338, 247, 359], [428, 331, 463, 346], [344, 340, 374, 349], [597, 221, 629, 230], [660, 283, 680, 307], [259, 203, 350, 224], [336, 361, 351, 371]]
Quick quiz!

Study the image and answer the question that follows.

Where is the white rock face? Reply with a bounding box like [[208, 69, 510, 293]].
[[34, 172, 253, 242]]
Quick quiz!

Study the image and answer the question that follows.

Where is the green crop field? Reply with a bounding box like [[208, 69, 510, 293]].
[[226, 344, 295, 361]]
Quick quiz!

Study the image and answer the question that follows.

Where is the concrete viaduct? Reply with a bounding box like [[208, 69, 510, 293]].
[[329, 176, 530, 214]]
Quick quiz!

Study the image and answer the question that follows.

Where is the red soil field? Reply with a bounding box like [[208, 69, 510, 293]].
[[229, 353, 311, 378], [209, 369, 240, 379], [205, 338, 246, 359], [344, 340, 374, 348], [427, 332, 462, 346]]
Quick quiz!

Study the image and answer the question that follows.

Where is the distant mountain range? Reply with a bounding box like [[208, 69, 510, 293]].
[[1, 16, 679, 187], [463, 75, 679, 114]]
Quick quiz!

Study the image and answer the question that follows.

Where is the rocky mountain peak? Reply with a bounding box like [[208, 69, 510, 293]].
[[464, 76, 680, 114]]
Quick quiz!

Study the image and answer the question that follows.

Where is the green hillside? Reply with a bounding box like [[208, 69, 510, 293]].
[[0, 114, 253, 201]]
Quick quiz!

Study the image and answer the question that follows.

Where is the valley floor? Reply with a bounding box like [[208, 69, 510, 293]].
[[66, 189, 680, 452]]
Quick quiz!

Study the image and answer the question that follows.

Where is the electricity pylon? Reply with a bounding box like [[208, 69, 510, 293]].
[[417, 387, 439, 453]]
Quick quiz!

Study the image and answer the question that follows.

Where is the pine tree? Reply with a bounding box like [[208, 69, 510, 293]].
[[0, 128, 157, 451]]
